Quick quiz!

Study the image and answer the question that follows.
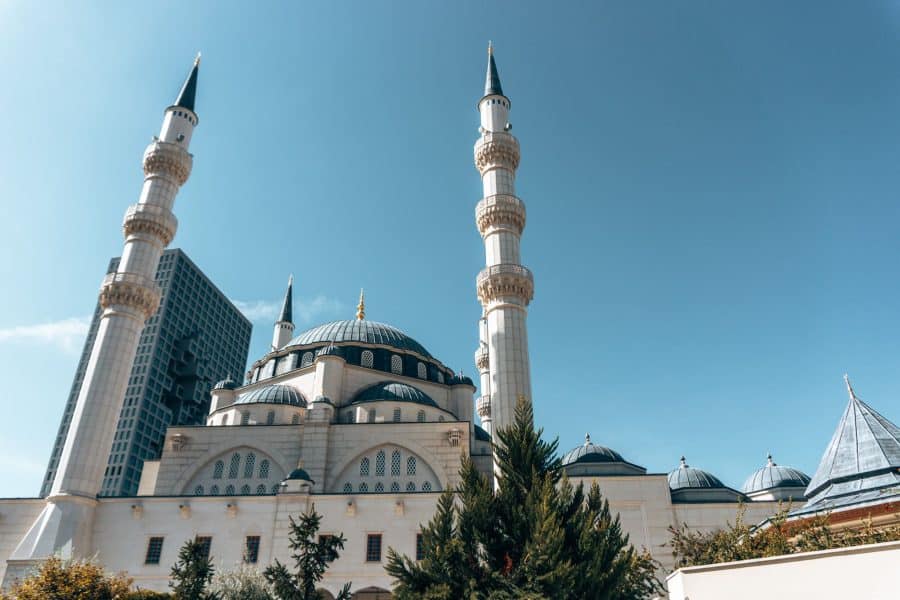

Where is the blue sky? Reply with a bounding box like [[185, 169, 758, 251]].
[[2, 1, 900, 498]]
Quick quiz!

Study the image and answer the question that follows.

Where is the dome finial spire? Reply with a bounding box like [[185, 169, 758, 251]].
[[356, 288, 365, 320], [584, 433, 591, 445], [680, 455, 688, 468], [767, 452, 774, 466], [844, 373, 858, 402]]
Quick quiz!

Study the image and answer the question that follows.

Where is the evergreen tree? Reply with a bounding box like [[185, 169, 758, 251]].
[[170, 539, 218, 600], [386, 400, 663, 599], [263, 508, 352, 600]]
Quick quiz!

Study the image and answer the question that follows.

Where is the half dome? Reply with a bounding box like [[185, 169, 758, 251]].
[[350, 381, 437, 408], [234, 384, 306, 407], [286, 320, 432, 358]]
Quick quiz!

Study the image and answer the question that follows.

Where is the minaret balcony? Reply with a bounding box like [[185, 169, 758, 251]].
[[476, 394, 491, 418], [474, 131, 520, 175], [476, 264, 534, 305], [123, 203, 178, 245], [476, 194, 526, 236], [143, 140, 193, 186], [474, 345, 490, 372], [99, 271, 161, 318]]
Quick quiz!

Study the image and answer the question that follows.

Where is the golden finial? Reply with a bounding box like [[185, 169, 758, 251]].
[[194, 52, 202, 66], [356, 289, 365, 320]]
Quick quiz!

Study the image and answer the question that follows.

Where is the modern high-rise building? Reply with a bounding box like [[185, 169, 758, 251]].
[[41, 248, 252, 497]]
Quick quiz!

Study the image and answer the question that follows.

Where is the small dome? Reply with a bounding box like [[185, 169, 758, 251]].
[[351, 381, 437, 407], [741, 454, 811, 494], [286, 467, 314, 483], [562, 434, 626, 466], [235, 384, 306, 407], [286, 319, 432, 358], [213, 376, 237, 390], [312, 395, 334, 406], [668, 457, 726, 490], [450, 374, 475, 386]]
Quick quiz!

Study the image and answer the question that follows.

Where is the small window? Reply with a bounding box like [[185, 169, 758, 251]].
[[416, 533, 425, 561], [145, 536, 164, 564], [390, 481, 400, 492], [259, 459, 270, 479], [437, 372, 444, 384], [417, 410, 426, 423], [359, 482, 369, 493], [376, 451, 386, 476], [229, 453, 241, 478], [407, 457, 417, 476], [391, 355, 402, 374], [374, 482, 384, 492], [393, 408, 401, 422], [422, 481, 432, 492], [210, 484, 220, 495], [244, 453, 256, 478], [391, 451, 401, 476], [225, 484, 235, 495], [417, 362, 427, 379], [272, 484, 280, 494], [406, 481, 416, 492], [368, 409, 376, 423], [301, 351, 314, 367], [361, 350, 374, 368], [266, 411, 275, 425], [366, 534, 382, 562], [256, 484, 266, 495], [194, 485, 204, 496], [360, 457, 370, 477], [438, 415, 445, 422], [240, 411, 250, 426], [244, 536, 260, 564], [291, 413, 300, 425], [241, 484, 251, 495], [213, 460, 224, 479], [343, 482, 353, 493], [195, 536, 212, 560]]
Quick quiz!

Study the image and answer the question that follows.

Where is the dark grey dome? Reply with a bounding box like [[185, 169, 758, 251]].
[[562, 434, 625, 466], [668, 457, 726, 490], [286, 468, 314, 483], [213, 376, 237, 390], [450, 374, 475, 386], [351, 381, 437, 407], [742, 455, 811, 494], [316, 344, 344, 358], [235, 384, 306, 407], [286, 319, 432, 358]]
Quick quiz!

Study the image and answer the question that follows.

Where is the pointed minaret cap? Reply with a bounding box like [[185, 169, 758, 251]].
[[173, 53, 200, 113], [356, 289, 365, 320], [277, 275, 293, 324], [483, 41, 506, 99], [844, 373, 857, 401]]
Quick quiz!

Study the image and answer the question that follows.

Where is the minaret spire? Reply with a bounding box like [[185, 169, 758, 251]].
[[844, 373, 858, 402], [272, 275, 295, 350], [484, 40, 504, 98], [173, 53, 200, 112], [356, 289, 366, 320]]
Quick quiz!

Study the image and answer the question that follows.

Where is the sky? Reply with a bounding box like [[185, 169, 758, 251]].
[[1, 1, 900, 498]]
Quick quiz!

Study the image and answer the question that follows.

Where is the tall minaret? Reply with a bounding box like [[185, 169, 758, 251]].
[[272, 275, 295, 349], [7, 57, 200, 570], [474, 43, 533, 438]]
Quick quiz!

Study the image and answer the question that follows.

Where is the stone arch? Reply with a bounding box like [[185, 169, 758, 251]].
[[170, 438, 293, 494], [328, 443, 442, 494], [176, 445, 288, 495]]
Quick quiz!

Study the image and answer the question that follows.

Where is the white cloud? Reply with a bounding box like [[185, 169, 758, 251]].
[[0, 316, 90, 354], [232, 295, 343, 325]]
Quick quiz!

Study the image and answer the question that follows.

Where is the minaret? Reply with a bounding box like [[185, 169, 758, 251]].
[[474, 43, 533, 437], [272, 275, 295, 349], [7, 57, 200, 571]]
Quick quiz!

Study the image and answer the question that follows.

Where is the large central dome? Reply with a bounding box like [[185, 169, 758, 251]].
[[286, 320, 432, 358]]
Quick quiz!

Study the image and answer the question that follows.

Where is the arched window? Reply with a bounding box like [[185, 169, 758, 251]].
[[226, 484, 236, 495], [406, 481, 416, 492], [390, 482, 400, 492], [291, 413, 300, 425], [391, 355, 402, 374], [213, 460, 224, 479], [438, 415, 445, 422], [343, 482, 353, 493], [393, 408, 401, 422], [241, 484, 251, 495], [376, 451, 386, 476], [374, 482, 384, 493], [240, 411, 250, 425], [422, 481, 432, 492], [244, 453, 256, 478], [228, 453, 241, 478], [301, 351, 314, 367], [437, 372, 444, 384], [407, 457, 417, 476], [271, 484, 280, 494], [210, 484, 220, 495], [194, 485, 204, 496], [361, 350, 374, 368], [256, 484, 266, 495], [391, 451, 401, 476], [259, 459, 270, 479], [417, 362, 427, 379], [266, 411, 275, 425], [360, 457, 370, 477], [417, 410, 426, 423], [359, 482, 369, 493]]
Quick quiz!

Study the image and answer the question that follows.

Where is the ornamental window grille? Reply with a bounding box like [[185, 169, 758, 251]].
[[360, 457, 370, 477], [391, 482, 400, 492], [225, 484, 235, 495], [343, 482, 352, 493], [438, 415, 445, 422], [241, 484, 251, 495], [417, 410, 426, 423], [407, 457, 417, 476], [359, 482, 368, 493], [416, 533, 425, 561], [361, 350, 374, 368], [301, 352, 314, 367], [366, 534, 382, 562], [271, 484, 280, 494], [393, 408, 401, 422], [240, 411, 250, 425], [244, 536, 261, 564], [195, 536, 212, 560], [256, 484, 266, 495], [422, 481, 432, 492], [145, 537, 164, 565], [259, 460, 270, 479], [291, 413, 300, 425], [391, 451, 401, 476], [376, 451, 386, 476], [406, 481, 416, 492], [228, 453, 240, 478], [266, 411, 275, 425], [417, 362, 427, 379], [374, 482, 384, 492], [391, 355, 402, 374], [210, 485, 220, 495], [244, 453, 256, 478], [194, 485, 204, 496], [213, 460, 224, 479]]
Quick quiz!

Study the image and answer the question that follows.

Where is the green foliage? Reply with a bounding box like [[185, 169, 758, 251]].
[[386, 399, 664, 600], [210, 564, 274, 600], [262, 508, 351, 600], [170, 540, 218, 600], [0, 557, 133, 600], [122, 591, 173, 599], [669, 504, 900, 568]]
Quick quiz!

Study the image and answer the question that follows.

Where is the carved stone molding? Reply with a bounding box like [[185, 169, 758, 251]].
[[99, 271, 161, 319], [476, 194, 526, 236], [123, 203, 178, 245], [447, 428, 462, 447], [143, 141, 192, 186], [474, 132, 520, 175], [474, 345, 490, 372], [476, 395, 491, 418], [476, 264, 534, 305], [169, 433, 188, 452]]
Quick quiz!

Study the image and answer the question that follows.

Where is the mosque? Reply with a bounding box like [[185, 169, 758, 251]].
[[1, 47, 899, 597]]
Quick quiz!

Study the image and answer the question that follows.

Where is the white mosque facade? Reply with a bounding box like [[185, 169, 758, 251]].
[[2, 48, 900, 597]]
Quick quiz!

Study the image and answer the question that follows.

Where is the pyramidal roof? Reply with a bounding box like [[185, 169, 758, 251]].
[[805, 376, 900, 500]]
